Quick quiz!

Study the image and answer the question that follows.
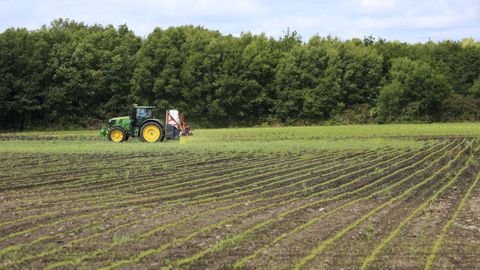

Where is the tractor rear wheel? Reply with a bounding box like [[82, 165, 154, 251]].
[[108, 127, 126, 143], [140, 122, 164, 143]]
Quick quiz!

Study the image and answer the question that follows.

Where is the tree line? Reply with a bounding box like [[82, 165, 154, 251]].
[[1, 19, 479, 130]]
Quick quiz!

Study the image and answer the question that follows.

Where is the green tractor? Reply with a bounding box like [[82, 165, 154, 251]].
[[99, 105, 191, 143]]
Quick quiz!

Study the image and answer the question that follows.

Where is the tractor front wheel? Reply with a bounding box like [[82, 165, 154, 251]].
[[140, 122, 164, 143], [108, 127, 126, 143]]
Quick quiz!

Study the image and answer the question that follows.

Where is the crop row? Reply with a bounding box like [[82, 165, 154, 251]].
[[0, 152, 298, 212], [0, 152, 331, 229], [0, 149, 377, 232], [164, 141, 464, 269], [0, 152, 231, 190], [358, 145, 478, 269], [0, 148, 412, 268], [3, 139, 474, 269], [52, 139, 454, 265], [0, 140, 452, 266], [101, 141, 454, 269]]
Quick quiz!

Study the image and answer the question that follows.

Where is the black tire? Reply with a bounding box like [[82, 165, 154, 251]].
[[107, 126, 127, 143], [139, 121, 165, 143]]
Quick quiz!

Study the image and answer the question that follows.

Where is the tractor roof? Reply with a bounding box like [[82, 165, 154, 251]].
[[135, 106, 155, 109]]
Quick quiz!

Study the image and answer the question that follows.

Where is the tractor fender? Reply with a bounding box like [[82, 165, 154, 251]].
[[140, 119, 165, 130]]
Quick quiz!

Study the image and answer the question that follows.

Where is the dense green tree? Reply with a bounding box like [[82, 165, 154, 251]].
[[0, 19, 479, 129], [320, 39, 383, 114], [0, 28, 45, 129], [132, 26, 195, 113], [468, 77, 480, 98], [212, 33, 278, 124], [274, 43, 316, 122], [43, 20, 140, 125], [274, 37, 383, 123], [377, 57, 452, 122]]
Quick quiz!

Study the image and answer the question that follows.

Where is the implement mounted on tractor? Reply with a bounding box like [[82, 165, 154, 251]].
[[99, 105, 191, 143]]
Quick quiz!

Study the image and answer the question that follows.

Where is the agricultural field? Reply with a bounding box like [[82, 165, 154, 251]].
[[1, 123, 480, 269]]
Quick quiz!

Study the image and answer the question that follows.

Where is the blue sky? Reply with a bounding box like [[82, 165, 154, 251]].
[[0, 0, 478, 42]]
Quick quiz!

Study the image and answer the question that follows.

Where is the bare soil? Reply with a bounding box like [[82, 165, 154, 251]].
[[1, 138, 479, 269]]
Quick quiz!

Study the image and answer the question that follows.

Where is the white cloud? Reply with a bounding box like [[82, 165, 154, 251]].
[[254, 14, 351, 39], [358, 14, 469, 30], [359, 0, 396, 12], [121, 0, 260, 18], [0, 0, 478, 42]]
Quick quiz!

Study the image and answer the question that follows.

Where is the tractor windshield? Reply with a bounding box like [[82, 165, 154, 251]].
[[136, 107, 153, 121]]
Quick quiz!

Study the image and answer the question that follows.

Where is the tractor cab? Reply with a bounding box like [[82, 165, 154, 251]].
[[130, 106, 154, 127]]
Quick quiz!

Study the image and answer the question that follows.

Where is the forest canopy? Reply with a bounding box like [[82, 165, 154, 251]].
[[1, 19, 479, 129]]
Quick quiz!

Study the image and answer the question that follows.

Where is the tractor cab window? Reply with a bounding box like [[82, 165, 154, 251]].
[[136, 108, 153, 121]]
